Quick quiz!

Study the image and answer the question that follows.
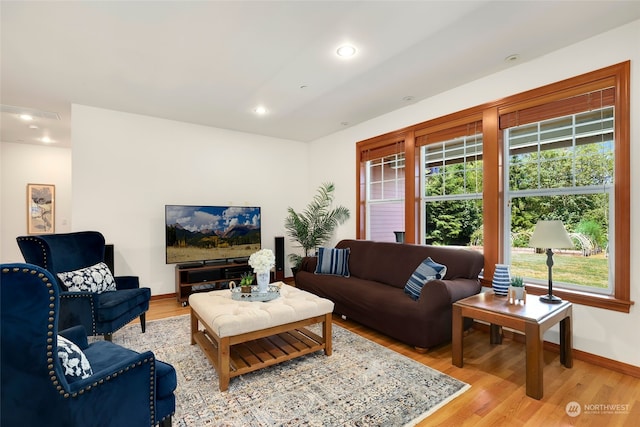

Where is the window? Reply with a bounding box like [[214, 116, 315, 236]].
[[357, 137, 408, 242], [355, 61, 631, 312], [418, 120, 484, 250], [504, 100, 614, 295], [366, 152, 405, 242]]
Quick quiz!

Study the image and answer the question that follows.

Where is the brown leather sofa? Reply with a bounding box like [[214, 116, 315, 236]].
[[296, 239, 484, 350]]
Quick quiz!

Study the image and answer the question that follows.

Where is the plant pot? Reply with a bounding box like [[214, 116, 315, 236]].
[[508, 285, 526, 304], [241, 286, 252, 293], [510, 286, 525, 299]]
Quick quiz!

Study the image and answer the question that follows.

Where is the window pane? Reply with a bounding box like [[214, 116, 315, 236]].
[[508, 107, 614, 192], [369, 202, 404, 242], [509, 194, 611, 293], [370, 161, 382, 182], [424, 199, 483, 247], [423, 135, 483, 197]]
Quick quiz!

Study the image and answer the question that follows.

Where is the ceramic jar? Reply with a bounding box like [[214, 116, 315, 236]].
[[492, 264, 511, 296]]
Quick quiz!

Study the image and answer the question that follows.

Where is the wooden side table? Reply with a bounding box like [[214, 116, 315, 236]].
[[452, 292, 572, 399]]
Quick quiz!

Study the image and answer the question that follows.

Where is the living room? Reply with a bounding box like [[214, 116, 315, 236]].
[[1, 2, 639, 425]]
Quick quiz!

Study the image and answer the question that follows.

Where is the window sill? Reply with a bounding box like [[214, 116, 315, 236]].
[[524, 283, 633, 313]]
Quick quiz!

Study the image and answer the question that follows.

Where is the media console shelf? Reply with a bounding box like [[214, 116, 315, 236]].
[[175, 262, 253, 306]]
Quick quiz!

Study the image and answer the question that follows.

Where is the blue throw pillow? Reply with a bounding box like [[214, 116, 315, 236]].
[[404, 257, 447, 300], [314, 247, 350, 277]]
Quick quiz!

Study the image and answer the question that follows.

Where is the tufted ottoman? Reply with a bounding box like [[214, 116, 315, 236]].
[[189, 282, 335, 391]]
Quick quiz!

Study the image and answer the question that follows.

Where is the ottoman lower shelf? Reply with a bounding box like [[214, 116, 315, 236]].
[[191, 310, 332, 391]]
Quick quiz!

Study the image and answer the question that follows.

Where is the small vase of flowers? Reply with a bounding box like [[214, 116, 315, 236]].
[[249, 249, 275, 293]]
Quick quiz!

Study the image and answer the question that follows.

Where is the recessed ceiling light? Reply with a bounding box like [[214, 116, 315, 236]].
[[402, 96, 415, 102], [254, 106, 267, 115], [40, 136, 53, 143], [19, 114, 33, 121], [29, 125, 39, 129], [504, 54, 520, 63], [336, 44, 357, 58]]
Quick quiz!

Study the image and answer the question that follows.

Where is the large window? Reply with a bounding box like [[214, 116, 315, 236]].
[[356, 62, 631, 312], [504, 100, 614, 295]]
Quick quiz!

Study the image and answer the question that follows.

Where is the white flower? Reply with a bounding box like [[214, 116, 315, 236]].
[[248, 249, 275, 274]]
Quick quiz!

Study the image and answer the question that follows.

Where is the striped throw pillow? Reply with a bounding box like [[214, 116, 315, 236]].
[[314, 247, 350, 277], [404, 257, 447, 300]]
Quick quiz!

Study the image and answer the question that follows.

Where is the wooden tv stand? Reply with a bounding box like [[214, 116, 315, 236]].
[[175, 262, 252, 306]]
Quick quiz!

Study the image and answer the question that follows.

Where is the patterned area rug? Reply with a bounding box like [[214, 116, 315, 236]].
[[112, 315, 469, 426]]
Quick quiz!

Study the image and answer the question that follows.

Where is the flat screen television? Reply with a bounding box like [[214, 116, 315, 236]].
[[165, 205, 261, 265]]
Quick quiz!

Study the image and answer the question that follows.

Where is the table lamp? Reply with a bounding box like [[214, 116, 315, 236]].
[[528, 220, 573, 304]]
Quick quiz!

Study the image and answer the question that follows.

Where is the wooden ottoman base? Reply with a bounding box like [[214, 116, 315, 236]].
[[191, 309, 332, 391]]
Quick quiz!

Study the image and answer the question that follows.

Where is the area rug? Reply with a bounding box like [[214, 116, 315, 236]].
[[112, 315, 469, 426]]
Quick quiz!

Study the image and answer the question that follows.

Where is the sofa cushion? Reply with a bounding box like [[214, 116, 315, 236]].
[[314, 247, 350, 277], [57, 262, 116, 293], [404, 257, 447, 300], [57, 335, 93, 382]]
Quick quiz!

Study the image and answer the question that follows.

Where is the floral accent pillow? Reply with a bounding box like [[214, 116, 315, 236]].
[[57, 335, 93, 382], [57, 262, 116, 293]]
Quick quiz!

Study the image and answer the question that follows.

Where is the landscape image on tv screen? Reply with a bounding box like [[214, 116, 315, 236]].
[[165, 205, 261, 264]]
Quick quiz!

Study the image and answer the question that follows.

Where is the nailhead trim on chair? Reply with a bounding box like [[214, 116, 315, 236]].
[[19, 236, 146, 338], [2, 266, 160, 426], [16, 237, 51, 269]]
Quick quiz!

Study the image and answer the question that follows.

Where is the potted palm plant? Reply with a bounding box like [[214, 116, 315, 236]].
[[284, 182, 350, 275]]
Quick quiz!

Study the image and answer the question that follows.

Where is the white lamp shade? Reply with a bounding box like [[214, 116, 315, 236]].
[[529, 220, 573, 249]]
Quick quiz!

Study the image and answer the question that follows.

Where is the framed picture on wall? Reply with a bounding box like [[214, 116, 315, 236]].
[[27, 183, 55, 234]]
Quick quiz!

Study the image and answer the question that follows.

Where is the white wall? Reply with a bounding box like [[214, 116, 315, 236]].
[[71, 105, 309, 296], [308, 20, 640, 367], [0, 142, 72, 262]]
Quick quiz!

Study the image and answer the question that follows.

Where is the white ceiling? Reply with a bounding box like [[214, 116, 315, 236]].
[[2, 1, 640, 148]]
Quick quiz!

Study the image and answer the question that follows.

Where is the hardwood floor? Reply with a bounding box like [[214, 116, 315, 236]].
[[144, 297, 639, 426]]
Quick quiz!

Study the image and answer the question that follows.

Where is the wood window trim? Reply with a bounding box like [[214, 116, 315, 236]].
[[356, 61, 632, 313]]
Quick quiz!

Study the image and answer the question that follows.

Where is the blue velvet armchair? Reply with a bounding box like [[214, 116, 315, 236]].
[[17, 231, 150, 340], [1, 263, 176, 427]]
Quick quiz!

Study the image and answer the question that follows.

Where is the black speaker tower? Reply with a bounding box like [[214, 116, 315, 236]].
[[275, 236, 285, 281], [104, 244, 115, 273]]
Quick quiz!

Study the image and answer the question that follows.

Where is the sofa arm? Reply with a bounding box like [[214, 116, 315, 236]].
[[115, 275, 140, 290], [417, 278, 480, 309], [300, 256, 318, 273], [442, 278, 482, 302], [417, 279, 451, 311]]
